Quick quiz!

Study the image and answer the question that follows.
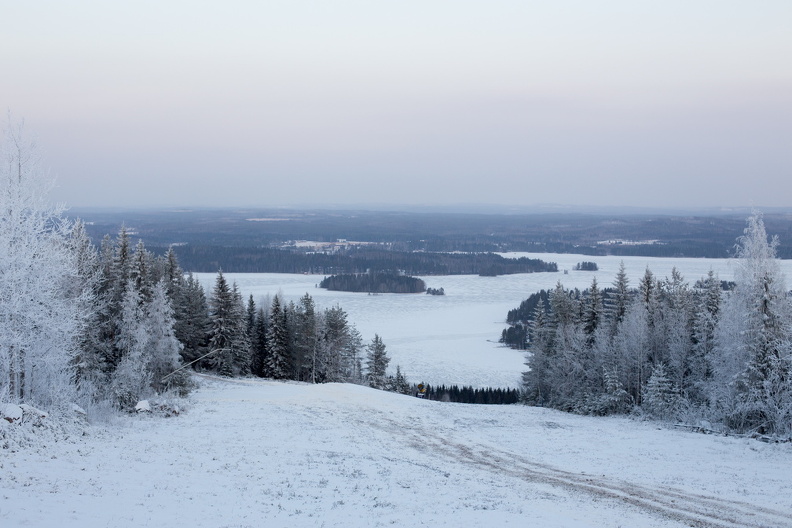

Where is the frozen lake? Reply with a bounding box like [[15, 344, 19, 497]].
[[196, 253, 792, 389]]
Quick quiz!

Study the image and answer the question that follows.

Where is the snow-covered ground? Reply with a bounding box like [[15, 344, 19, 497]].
[[195, 254, 792, 389], [3, 376, 791, 527]]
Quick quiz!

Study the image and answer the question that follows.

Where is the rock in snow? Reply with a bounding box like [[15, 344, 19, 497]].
[[2, 403, 23, 423]]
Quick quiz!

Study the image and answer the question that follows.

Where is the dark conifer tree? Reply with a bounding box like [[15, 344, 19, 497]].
[[174, 272, 210, 366], [293, 294, 317, 382], [366, 334, 390, 389], [250, 306, 268, 377], [208, 271, 249, 376], [265, 296, 292, 379]]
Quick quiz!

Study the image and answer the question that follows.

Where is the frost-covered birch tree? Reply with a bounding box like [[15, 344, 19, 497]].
[[0, 120, 86, 408]]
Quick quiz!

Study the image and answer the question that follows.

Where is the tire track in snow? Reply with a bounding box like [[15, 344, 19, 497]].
[[377, 416, 790, 528]]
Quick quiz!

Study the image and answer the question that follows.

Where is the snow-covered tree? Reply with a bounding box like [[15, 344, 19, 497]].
[[110, 283, 152, 409], [69, 220, 103, 388], [688, 270, 721, 403], [642, 363, 679, 420], [607, 261, 630, 330], [292, 294, 317, 382], [173, 272, 210, 365], [389, 365, 411, 394], [711, 212, 792, 434], [366, 334, 390, 389], [143, 282, 187, 394], [207, 272, 250, 376], [0, 119, 86, 408], [581, 277, 602, 344]]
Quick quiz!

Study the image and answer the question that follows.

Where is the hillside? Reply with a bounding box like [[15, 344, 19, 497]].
[[4, 376, 792, 527]]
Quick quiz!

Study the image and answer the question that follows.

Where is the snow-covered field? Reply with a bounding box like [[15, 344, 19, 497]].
[[196, 254, 792, 389], [3, 376, 791, 527]]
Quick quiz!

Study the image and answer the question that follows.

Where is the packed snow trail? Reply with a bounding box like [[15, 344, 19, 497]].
[[383, 420, 791, 528], [2, 376, 791, 527]]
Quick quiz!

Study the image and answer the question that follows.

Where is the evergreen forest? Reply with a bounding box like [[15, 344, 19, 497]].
[[0, 124, 411, 416], [507, 214, 792, 436]]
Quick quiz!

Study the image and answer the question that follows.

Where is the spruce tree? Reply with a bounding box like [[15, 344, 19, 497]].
[[582, 277, 602, 343], [265, 296, 292, 379], [250, 306, 268, 377], [607, 261, 630, 331], [174, 273, 210, 366], [317, 306, 346, 382], [366, 334, 390, 389], [143, 281, 187, 394], [642, 363, 678, 420], [111, 282, 152, 409], [208, 271, 244, 376], [293, 294, 317, 382]]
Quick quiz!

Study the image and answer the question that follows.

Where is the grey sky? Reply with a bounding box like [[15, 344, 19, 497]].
[[3, 1, 791, 209]]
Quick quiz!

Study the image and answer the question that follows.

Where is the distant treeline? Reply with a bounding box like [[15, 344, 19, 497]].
[[75, 208, 792, 260], [169, 245, 557, 276], [417, 384, 521, 404], [320, 273, 426, 293]]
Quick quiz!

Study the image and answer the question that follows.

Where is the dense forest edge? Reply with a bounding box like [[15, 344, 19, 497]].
[[502, 213, 792, 438]]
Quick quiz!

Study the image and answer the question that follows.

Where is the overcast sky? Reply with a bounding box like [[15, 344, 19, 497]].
[[3, 1, 791, 210]]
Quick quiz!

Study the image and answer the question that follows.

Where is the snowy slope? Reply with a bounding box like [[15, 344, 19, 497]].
[[3, 376, 791, 527]]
